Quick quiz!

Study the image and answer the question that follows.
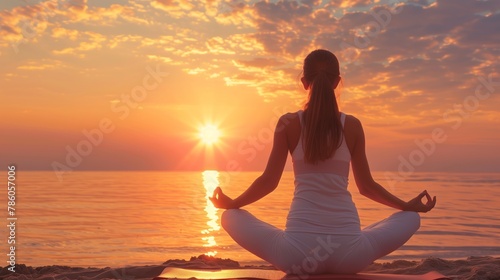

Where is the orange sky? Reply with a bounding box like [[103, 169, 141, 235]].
[[0, 0, 499, 179]]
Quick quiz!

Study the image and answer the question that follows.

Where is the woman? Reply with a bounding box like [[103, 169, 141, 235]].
[[210, 49, 436, 275]]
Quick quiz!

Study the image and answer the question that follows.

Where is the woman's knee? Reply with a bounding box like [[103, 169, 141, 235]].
[[387, 211, 420, 233], [402, 211, 421, 231], [220, 209, 233, 230], [221, 209, 247, 230]]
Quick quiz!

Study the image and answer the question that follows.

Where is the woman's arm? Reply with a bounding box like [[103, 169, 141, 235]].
[[347, 116, 436, 212], [211, 115, 289, 209]]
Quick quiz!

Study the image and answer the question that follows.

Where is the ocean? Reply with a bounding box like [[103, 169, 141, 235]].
[[2, 171, 499, 268]]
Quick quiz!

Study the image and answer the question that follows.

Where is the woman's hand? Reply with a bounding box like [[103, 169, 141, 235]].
[[404, 190, 437, 212], [210, 187, 236, 209]]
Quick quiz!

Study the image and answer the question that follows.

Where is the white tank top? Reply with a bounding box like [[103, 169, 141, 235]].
[[285, 110, 361, 235]]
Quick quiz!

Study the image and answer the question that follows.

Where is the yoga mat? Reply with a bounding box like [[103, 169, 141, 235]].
[[153, 267, 451, 280]]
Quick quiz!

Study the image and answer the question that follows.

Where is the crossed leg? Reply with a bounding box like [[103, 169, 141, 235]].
[[221, 209, 420, 274]]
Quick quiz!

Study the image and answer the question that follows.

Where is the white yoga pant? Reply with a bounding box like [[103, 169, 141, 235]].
[[221, 209, 420, 274]]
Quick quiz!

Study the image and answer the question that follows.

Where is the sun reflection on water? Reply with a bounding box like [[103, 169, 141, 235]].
[[201, 170, 221, 256]]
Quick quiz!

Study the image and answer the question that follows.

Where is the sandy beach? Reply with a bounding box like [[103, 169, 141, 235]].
[[1, 255, 499, 280]]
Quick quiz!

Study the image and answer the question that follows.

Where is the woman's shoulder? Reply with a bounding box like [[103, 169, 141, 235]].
[[343, 113, 364, 142], [279, 111, 301, 121], [342, 114, 364, 153], [276, 111, 301, 133], [343, 113, 362, 127]]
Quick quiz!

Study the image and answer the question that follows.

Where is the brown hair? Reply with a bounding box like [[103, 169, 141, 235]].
[[302, 49, 342, 164]]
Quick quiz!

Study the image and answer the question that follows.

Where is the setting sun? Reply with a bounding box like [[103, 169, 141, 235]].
[[198, 124, 221, 145]]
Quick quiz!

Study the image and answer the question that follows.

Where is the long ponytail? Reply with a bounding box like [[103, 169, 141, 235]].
[[302, 50, 342, 164]]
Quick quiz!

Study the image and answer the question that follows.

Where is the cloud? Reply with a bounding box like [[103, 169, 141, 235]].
[[235, 57, 284, 68], [16, 59, 65, 71], [235, 0, 499, 115], [51, 27, 79, 40], [1, 0, 499, 127], [0, 1, 56, 46], [340, 0, 378, 8], [52, 31, 106, 57], [250, 0, 320, 56], [0, 0, 150, 57], [150, 0, 204, 21], [206, 36, 236, 55]]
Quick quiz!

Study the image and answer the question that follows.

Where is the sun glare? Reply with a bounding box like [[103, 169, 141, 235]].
[[198, 124, 221, 145]]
